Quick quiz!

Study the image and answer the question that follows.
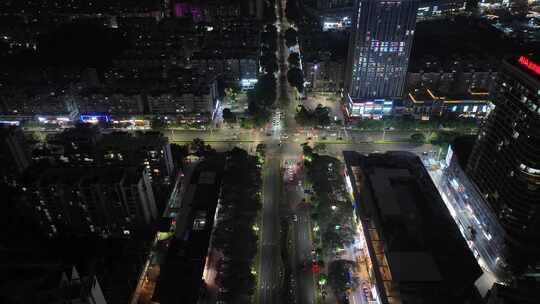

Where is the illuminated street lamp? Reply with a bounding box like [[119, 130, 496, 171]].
[[331, 205, 337, 211]]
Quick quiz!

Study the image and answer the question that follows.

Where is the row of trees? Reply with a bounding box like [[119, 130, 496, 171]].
[[357, 116, 478, 131], [211, 148, 262, 301], [287, 67, 304, 93], [262, 0, 277, 23], [285, 0, 302, 24], [260, 24, 278, 74], [303, 148, 355, 253], [285, 28, 298, 48], [285, 28, 304, 93], [241, 24, 279, 128], [410, 130, 462, 146], [294, 104, 331, 127], [302, 144, 357, 299]]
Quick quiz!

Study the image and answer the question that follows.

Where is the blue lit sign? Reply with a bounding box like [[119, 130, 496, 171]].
[[80, 113, 111, 123]]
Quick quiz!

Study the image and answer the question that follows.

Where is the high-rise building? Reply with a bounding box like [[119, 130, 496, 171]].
[[47, 127, 174, 185], [21, 166, 157, 237], [466, 54, 540, 274], [345, 0, 419, 118]]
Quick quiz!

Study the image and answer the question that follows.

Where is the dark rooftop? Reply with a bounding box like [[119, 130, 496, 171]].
[[343, 151, 482, 303], [153, 157, 224, 304]]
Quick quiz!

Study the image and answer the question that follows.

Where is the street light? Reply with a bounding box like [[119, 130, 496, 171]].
[[331, 205, 337, 211]]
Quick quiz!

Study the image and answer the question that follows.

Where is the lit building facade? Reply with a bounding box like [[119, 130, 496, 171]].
[[406, 87, 493, 120], [345, 0, 419, 118], [466, 54, 540, 274]]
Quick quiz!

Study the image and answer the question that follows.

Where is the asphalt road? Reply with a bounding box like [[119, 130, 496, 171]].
[[289, 180, 316, 304], [259, 147, 282, 304]]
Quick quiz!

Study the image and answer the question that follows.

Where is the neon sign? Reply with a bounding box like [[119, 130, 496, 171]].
[[518, 55, 540, 76]]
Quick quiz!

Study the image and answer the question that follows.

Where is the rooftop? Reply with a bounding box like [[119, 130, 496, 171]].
[[153, 157, 224, 304], [343, 151, 482, 303]]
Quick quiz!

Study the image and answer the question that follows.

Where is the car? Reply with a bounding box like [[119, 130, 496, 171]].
[[292, 215, 298, 222]]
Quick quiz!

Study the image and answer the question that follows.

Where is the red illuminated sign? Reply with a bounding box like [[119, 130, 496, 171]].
[[518, 55, 540, 76]]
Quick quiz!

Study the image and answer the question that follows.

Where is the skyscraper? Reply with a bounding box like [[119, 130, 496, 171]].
[[345, 0, 418, 118], [467, 54, 540, 274]]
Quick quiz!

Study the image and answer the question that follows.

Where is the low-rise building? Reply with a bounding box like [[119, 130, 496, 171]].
[[416, 0, 468, 21], [147, 77, 219, 117], [405, 87, 492, 119], [77, 92, 145, 117]]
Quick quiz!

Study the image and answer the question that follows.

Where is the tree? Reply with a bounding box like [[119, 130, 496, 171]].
[[150, 118, 166, 130], [295, 105, 312, 126], [288, 52, 300, 67], [301, 142, 314, 158], [410, 133, 426, 143], [263, 1, 277, 23], [287, 67, 304, 92], [222, 108, 236, 124], [285, 0, 301, 24], [328, 260, 355, 295], [285, 27, 298, 47], [170, 143, 189, 164], [253, 73, 277, 107], [313, 143, 327, 153], [313, 104, 331, 126], [225, 87, 238, 103], [256, 143, 266, 158], [260, 50, 278, 74]]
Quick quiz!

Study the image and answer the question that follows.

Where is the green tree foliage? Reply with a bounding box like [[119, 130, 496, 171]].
[[294, 104, 331, 127], [410, 133, 426, 143], [150, 117, 166, 130], [256, 143, 266, 158], [287, 67, 304, 92], [260, 51, 278, 74], [288, 52, 300, 67], [285, 27, 298, 48], [212, 148, 262, 299], [285, 0, 301, 24], [328, 260, 356, 295], [222, 108, 236, 124]]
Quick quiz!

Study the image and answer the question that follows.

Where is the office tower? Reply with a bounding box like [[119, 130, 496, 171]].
[[467, 54, 540, 274], [345, 0, 419, 118], [22, 166, 157, 237]]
